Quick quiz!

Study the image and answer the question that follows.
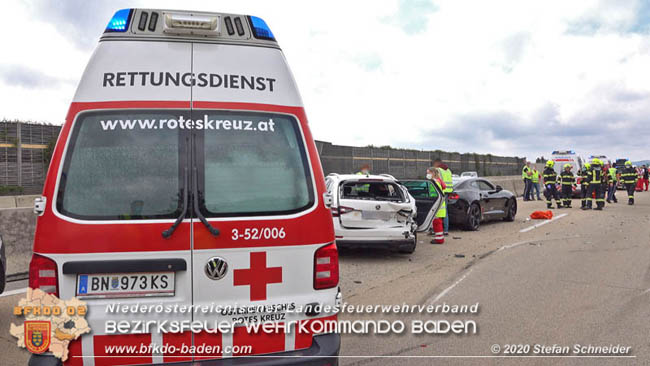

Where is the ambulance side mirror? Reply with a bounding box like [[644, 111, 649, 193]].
[[34, 196, 47, 216], [323, 193, 333, 208]]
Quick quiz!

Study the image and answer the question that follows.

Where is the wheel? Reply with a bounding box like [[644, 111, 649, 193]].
[[398, 236, 417, 254], [504, 198, 517, 222], [464, 203, 481, 231]]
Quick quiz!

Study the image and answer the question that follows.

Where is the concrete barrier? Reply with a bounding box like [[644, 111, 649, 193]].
[[0, 194, 39, 209], [481, 175, 525, 197], [0, 196, 16, 209], [0, 207, 34, 275], [15, 195, 39, 209]]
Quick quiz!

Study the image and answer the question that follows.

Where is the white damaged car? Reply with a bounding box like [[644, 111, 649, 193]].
[[325, 174, 443, 253]]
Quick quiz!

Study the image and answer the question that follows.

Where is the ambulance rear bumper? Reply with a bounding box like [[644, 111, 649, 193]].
[[192, 333, 340, 365], [28, 333, 340, 366]]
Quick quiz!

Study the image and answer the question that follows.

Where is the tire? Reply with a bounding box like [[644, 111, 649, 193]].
[[504, 198, 517, 222], [398, 236, 417, 254], [464, 203, 481, 231]]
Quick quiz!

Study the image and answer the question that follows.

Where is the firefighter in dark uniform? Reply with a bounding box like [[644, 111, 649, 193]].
[[559, 164, 575, 208], [580, 163, 590, 208], [543, 160, 562, 209], [621, 161, 638, 205], [584, 158, 605, 210]]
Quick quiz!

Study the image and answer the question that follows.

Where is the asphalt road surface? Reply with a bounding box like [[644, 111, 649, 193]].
[[1, 191, 649, 365], [338, 191, 650, 365]]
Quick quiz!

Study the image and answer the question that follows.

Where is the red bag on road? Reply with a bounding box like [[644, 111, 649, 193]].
[[530, 211, 553, 220]]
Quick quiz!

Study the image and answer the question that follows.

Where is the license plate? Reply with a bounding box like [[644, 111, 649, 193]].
[[76, 272, 175, 299], [362, 211, 392, 221]]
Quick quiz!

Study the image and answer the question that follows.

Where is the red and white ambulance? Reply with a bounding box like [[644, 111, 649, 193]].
[[29, 8, 340, 366]]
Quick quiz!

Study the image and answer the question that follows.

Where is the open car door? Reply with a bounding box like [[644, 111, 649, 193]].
[[398, 180, 444, 232]]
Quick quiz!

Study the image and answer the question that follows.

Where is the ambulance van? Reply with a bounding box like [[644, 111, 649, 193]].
[[30, 9, 340, 366]]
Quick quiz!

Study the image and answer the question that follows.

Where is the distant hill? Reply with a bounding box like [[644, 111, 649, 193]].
[[632, 160, 650, 166]]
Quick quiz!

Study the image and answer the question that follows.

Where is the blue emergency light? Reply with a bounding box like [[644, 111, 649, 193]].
[[249, 16, 275, 40], [106, 9, 133, 32]]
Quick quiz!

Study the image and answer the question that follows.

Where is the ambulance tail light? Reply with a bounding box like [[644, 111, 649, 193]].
[[105, 9, 133, 33], [29, 254, 59, 296], [314, 243, 339, 290], [248, 16, 275, 41]]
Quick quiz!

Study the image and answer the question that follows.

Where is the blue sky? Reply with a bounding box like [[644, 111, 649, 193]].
[[2, 0, 650, 161]]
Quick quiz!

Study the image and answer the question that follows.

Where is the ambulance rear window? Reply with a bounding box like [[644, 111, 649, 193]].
[[197, 111, 314, 216], [56, 110, 184, 220], [56, 110, 314, 220]]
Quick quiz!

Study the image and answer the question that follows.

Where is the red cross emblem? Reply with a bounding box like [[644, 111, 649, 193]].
[[233, 252, 282, 301]]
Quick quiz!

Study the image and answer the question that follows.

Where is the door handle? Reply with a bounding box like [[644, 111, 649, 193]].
[[63, 259, 187, 274]]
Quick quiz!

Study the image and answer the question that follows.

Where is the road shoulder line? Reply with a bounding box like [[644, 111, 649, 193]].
[[0, 287, 28, 298], [520, 213, 568, 233]]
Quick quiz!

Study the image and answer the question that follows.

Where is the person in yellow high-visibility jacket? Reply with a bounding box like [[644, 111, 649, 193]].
[[427, 167, 446, 244], [531, 168, 542, 200], [434, 159, 453, 236]]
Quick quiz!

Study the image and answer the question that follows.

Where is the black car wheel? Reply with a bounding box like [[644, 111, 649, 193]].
[[504, 198, 517, 222], [465, 203, 481, 231]]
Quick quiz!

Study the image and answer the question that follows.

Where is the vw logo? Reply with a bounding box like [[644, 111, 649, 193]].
[[205, 257, 228, 280], [375, 204, 381, 210]]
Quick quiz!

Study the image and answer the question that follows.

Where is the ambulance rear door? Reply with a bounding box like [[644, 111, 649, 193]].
[[48, 37, 196, 365], [188, 40, 335, 359]]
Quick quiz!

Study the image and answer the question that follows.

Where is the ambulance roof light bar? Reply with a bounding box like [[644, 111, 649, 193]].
[[101, 8, 278, 46], [105, 9, 133, 32], [248, 16, 275, 41], [163, 12, 220, 36]]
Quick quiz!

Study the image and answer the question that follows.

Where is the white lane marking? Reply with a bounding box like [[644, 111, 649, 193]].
[[520, 213, 568, 233], [496, 234, 581, 253], [428, 269, 473, 304], [0, 287, 27, 298]]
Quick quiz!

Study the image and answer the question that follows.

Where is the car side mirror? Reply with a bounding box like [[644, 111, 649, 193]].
[[323, 192, 333, 208], [495, 185, 503, 192]]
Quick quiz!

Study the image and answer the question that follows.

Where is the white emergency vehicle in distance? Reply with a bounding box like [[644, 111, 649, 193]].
[[325, 173, 442, 254], [588, 154, 610, 165], [551, 150, 585, 197], [551, 150, 584, 175], [29, 9, 340, 366]]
